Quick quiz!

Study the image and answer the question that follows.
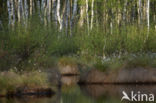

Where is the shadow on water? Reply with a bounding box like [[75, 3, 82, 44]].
[[80, 84, 156, 102], [1, 76, 156, 103]]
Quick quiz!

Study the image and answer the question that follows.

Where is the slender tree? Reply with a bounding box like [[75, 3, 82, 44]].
[[17, 0, 21, 22], [30, 0, 33, 16], [71, 0, 78, 28], [7, 0, 11, 25], [91, 0, 94, 29], [86, 0, 89, 33], [57, 0, 62, 30]]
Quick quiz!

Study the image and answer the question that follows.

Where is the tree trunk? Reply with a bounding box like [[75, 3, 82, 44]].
[[17, 0, 21, 22], [7, 0, 11, 25], [86, 0, 89, 33], [78, 4, 85, 27], [146, 0, 150, 40], [147, 0, 150, 29], [91, 0, 94, 29], [71, 0, 77, 27], [30, 0, 33, 16], [57, 0, 62, 30], [24, 0, 28, 21], [138, 0, 142, 24]]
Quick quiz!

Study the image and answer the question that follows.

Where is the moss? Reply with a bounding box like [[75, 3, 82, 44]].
[[58, 56, 78, 67]]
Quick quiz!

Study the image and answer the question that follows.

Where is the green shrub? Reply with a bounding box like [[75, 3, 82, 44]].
[[0, 71, 50, 94]]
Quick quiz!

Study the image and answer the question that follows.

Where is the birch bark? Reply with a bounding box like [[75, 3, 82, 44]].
[[30, 0, 33, 16], [7, 0, 11, 25], [18, 0, 21, 22], [86, 0, 89, 33], [57, 0, 62, 30], [91, 0, 94, 29]]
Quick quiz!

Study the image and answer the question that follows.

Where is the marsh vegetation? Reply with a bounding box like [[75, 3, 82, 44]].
[[0, 0, 156, 102]]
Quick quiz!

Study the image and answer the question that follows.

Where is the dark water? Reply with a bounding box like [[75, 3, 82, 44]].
[[0, 76, 156, 103]]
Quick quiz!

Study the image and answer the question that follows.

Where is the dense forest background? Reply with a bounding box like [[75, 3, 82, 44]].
[[0, 0, 156, 30], [0, 0, 156, 71]]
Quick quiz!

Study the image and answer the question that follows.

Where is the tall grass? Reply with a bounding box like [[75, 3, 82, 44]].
[[0, 17, 155, 70], [0, 71, 49, 95]]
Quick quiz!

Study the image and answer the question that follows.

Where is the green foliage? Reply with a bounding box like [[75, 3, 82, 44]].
[[125, 54, 156, 68], [0, 71, 49, 94], [0, 16, 155, 71], [94, 54, 156, 71], [58, 56, 78, 67], [76, 25, 155, 62]]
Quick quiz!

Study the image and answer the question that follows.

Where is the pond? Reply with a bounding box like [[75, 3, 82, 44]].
[[0, 76, 156, 103]]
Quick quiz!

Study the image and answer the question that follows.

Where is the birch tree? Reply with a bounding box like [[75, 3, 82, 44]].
[[71, 0, 78, 27], [11, 0, 15, 26], [138, 0, 142, 24], [147, 0, 150, 29], [7, 0, 11, 25], [30, 0, 33, 16], [24, 0, 28, 24], [57, 0, 62, 30], [17, 0, 21, 22], [37, 0, 41, 18], [78, 4, 85, 27], [66, 0, 70, 34], [146, 0, 150, 40], [86, 0, 89, 33], [90, 0, 94, 29], [52, 0, 57, 24], [47, 0, 52, 22]]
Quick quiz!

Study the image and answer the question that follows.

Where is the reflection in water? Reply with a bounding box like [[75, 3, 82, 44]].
[[61, 76, 80, 86], [1, 82, 156, 103], [80, 85, 156, 102]]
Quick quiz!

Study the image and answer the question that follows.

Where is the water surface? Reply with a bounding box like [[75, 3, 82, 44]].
[[1, 76, 156, 103]]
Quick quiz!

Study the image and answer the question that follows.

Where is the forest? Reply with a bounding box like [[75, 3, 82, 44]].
[[0, 0, 155, 70], [0, 0, 156, 99]]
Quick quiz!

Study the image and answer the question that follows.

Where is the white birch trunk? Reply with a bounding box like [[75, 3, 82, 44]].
[[138, 0, 142, 24], [70, 0, 77, 27], [7, 0, 11, 25], [60, 2, 66, 29], [14, 0, 18, 12], [24, 0, 28, 19], [30, 0, 33, 16], [18, 0, 21, 22], [86, 0, 89, 33], [49, 0, 52, 16], [11, 0, 15, 26], [44, 2, 47, 26], [42, 0, 46, 11], [52, 0, 57, 24], [123, 0, 127, 23], [64, 0, 70, 35], [90, 0, 94, 29], [47, 0, 52, 22], [24, 0, 28, 27], [57, 0, 62, 30], [21, 0, 25, 23], [146, 0, 150, 40], [79, 5, 85, 27], [147, 0, 150, 29]]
